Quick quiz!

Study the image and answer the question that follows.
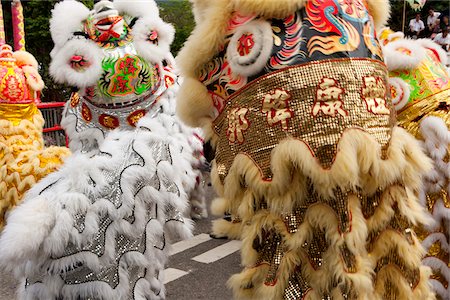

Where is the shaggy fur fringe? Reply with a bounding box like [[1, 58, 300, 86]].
[[49, 1, 90, 50], [208, 127, 435, 299], [0, 111, 70, 230], [49, 38, 104, 88], [415, 116, 450, 300], [0, 1, 206, 298], [0, 97, 195, 299], [133, 17, 175, 64], [113, 0, 160, 19]]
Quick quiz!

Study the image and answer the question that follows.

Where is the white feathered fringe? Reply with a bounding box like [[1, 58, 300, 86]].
[[418, 116, 450, 300]]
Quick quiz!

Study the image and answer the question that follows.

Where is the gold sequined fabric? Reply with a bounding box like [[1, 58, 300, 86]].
[[397, 89, 450, 138], [213, 58, 393, 181], [236, 179, 425, 299], [0, 102, 39, 126]]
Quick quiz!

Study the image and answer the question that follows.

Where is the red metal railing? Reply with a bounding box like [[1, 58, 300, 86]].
[[37, 102, 68, 147]]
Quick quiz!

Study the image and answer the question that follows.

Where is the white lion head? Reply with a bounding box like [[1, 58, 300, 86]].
[[49, 0, 175, 107]]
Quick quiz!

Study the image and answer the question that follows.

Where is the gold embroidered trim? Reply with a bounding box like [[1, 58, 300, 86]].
[[397, 89, 450, 138]]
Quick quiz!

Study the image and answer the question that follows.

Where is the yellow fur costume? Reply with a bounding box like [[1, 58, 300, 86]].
[[0, 45, 69, 229], [177, 0, 435, 299]]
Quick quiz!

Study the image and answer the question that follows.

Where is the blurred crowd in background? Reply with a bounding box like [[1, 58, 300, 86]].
[[409, 8, 450, 50]]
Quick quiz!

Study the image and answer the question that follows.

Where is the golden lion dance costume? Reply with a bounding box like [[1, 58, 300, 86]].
[[177, 0, 435, 299], [0, 1, 197, 299], [0, 44, 69, 230], [381, 29, 450, 299]]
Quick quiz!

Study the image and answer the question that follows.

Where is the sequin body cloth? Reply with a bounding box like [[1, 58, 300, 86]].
[[184, 0, 436, 299]]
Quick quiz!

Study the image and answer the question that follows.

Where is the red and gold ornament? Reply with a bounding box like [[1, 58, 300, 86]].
[[127, 109, 146, 127], [99, 113, 119, 129], [81, 102, 92, 122]]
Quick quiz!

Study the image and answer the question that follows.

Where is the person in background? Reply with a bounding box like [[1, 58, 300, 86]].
[[409, 13, 425, 39], [440, 15, 450, 32], [426, 8, 440, 38], [433, 27, 450, 51]]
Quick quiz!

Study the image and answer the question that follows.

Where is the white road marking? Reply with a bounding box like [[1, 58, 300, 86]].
[[191, 240, 241, 264], [162, 268, 189, 284], [169, 233, 212, 255]]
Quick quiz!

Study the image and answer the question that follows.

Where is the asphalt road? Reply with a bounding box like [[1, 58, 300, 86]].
[[0, 185, 241, 300]]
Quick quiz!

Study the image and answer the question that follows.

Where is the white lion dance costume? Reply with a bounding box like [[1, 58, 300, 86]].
[[0, 44, 69, 230], [381, 29, 450, 299], [177, 0, 435, 299], [0, 1, 195, 299]]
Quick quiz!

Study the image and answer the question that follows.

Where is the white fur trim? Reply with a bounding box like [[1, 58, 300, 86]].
[[92, 1, 119, 22], [420, 116, 450, 161], [422, 232, 449, 252], [388, 77, 411, 112], [23, 66, 45, 92], [0, 196, 58, 271], [113, 0, 159, 19], [12, 50, 39, 69], [50, 0, 90, 48], [49, 38, 103, 88], [422, 257, 450, 299], [133, 17, 175, 64], [226, 19, 273, 77], [417, 38, 449, 65], [389, 32, 405, 41], [382, 39, 425, 71], [1, 103, 196, 299], [61, 107, 106, 154], [418, 116, 450, 300], [164, 53, 176, 67]]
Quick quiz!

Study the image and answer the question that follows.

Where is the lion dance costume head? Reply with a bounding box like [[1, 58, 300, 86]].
[[49, 0, 180, 151], [0, 43, 69, 230], [177, 0, 435, 299]]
